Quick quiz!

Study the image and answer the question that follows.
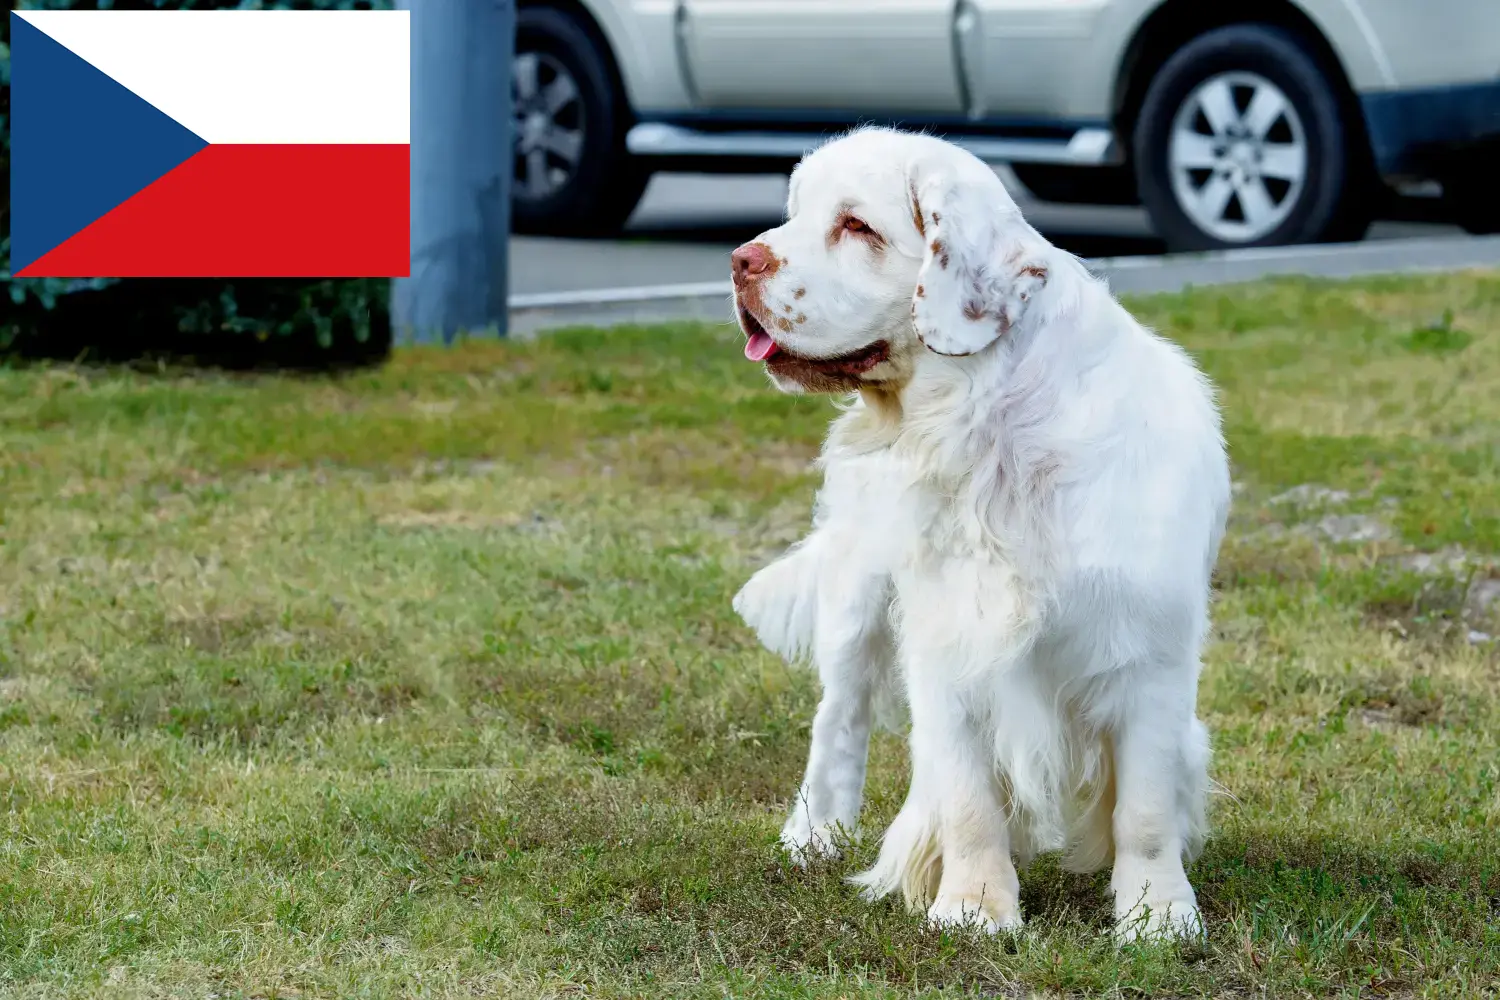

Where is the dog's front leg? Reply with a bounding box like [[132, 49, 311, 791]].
[[735, 531, 894, 863], [779, 561, 894, 864]]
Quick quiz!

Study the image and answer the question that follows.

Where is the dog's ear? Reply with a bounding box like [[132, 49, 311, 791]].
[[908, 172, 1050, 357]]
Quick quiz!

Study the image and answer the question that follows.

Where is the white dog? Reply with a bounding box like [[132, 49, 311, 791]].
[[730, 128, 1229, 940]]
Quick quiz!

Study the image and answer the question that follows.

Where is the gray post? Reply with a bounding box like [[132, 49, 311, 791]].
[[394, 0, 514, 344]]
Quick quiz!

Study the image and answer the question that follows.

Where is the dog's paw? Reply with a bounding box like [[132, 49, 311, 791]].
[[779, 815, 851, 866], [1114, 895, 1204, 944], [926, 891, 1023, 934]]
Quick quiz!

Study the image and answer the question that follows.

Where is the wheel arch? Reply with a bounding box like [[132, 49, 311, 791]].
[[1110, 0, 1375, 182], [518, 0, 637, 128]]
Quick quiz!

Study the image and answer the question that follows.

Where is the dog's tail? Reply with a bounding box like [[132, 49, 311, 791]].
[[732, 539, 821, 665], [1059, 735, 1115, 874], [848, 798, 942, 912]]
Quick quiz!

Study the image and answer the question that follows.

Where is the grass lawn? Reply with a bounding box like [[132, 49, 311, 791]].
[[3, 271, 1499, 999]]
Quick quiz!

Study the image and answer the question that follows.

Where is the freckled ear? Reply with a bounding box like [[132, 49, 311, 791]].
[[909, 174, 1050, 357]]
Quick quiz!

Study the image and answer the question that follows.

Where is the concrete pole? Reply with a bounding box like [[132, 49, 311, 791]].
[[394, 0, 514, 344]]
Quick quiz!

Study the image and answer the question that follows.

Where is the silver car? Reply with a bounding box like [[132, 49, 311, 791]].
[[510, 0, 1500, 250]]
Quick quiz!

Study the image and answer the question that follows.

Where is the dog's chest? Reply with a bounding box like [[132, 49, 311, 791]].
[[812, 449, 911, 560], [820, 441, 1039, 557], [821, 449, 1033, 596]]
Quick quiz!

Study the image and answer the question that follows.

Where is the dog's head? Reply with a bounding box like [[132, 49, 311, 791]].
[[732, 127, 1054, 393]]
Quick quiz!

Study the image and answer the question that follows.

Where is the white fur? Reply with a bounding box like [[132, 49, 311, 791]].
[[732, 128, 1229, 940]]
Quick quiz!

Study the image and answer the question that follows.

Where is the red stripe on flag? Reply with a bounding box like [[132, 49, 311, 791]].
[[16, 144, 410, 278]]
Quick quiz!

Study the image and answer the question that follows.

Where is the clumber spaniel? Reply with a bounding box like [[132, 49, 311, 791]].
[[730, 128, 1229, 940]]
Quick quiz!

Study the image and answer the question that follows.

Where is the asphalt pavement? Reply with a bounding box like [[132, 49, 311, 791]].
[[509, 168, 1463, 297]]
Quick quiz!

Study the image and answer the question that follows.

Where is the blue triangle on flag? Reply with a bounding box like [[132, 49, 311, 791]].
[[9, 13, 210, 274]]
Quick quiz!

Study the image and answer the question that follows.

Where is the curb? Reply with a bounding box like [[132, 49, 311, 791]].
[[509, 281, 733, 338], [1090, 233, 1500, 295], [507, 234, 1500, 337]]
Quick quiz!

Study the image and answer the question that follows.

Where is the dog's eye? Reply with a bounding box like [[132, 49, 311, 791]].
[[827, 212, 882, 249]]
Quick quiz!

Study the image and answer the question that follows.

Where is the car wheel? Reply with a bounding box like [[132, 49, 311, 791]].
[[511, 6, 649, 236], [1133, 24, 1370, 251]]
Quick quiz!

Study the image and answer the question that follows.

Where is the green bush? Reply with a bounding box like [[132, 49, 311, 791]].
[[2, 0, 395, 364]]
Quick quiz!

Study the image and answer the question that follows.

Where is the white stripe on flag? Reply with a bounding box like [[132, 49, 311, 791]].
[[16, 10, 410, 145]]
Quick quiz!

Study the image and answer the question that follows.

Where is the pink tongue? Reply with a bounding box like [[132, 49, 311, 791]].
[[744, 331, 780, 361]]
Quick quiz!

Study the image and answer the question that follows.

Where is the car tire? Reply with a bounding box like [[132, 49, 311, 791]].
[[1133, 24, 1371, 252], [511, 6, 649, 236]]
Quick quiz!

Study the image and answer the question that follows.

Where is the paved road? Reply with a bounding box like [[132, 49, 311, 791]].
[[510, 168, 1462, 296]]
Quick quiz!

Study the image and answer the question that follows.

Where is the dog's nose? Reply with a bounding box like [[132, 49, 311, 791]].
[[731, 242, 772, 281]]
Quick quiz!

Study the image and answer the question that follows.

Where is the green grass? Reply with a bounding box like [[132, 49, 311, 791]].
[[3, 271, 1499, 998]]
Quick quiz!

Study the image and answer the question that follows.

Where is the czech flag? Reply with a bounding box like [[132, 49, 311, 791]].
[[10, 10, 410, 278]]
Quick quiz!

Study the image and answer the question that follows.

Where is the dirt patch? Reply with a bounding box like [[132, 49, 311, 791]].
[[1270, 484, 1353, 508], [1315, 514, 1391, 544], [1356, 692, 1444, 731], [1466, 576, 1500, 624], [1374, 549, 1499, 642], [1391, 546, 1480, 576], [1365, 581, 1472, 643]]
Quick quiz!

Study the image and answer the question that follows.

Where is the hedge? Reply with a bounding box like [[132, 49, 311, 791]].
[[2, 0, 397, 366]]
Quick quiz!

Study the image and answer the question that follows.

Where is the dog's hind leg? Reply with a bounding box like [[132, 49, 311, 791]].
[[1106, 659, 1209, 942]]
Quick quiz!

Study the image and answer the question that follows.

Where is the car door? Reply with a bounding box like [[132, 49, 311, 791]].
[[960, 0, 1123, 122], [676, 0, 965, 115]]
